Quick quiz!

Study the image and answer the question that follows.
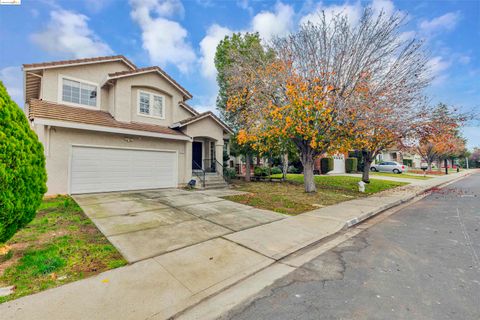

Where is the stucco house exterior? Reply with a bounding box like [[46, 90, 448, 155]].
[[23, 55, 232, 195]]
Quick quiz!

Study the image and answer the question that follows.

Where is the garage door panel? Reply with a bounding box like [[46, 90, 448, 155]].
[[71, 146, 177, 194]]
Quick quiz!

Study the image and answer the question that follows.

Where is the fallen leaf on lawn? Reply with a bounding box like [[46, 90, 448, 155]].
[[102, 279, 109, 283]]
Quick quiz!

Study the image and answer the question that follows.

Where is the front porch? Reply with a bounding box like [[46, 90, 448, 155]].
[[191, 136, 228, 189], [192, 137, 221, 173]]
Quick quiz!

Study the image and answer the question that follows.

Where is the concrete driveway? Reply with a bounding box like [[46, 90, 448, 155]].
[[73, 189, 283, 262]]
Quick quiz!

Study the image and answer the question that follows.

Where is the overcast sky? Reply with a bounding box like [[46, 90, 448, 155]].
[[0, 0, 478, 149]]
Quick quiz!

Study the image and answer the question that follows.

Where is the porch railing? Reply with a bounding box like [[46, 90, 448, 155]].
[[203, 158, 231, 184], [192, 160, 205, 187]]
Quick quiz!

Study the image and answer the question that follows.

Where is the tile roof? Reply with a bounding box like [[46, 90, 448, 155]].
[[107, 66, 192, 99], [28, 99, 185, 137], [23, 55, 136, 70]]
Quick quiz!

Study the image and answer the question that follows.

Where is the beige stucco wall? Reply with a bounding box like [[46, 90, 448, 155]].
[[41, 61, 131, 112], [114, 73, 188, 124], [36, 125, 189, 195]]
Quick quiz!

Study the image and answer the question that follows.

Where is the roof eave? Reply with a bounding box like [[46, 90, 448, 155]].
[[32, 117, 193, 141], [23, 56, 136, 72]]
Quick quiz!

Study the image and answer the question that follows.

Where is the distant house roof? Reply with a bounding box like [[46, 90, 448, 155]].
[[104, 66, 193, 100], [171, 111, 233, 134], [23, 55, 137, 70], [28, 99, 188, 139]]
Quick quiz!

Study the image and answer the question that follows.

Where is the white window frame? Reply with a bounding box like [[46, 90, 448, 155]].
[[137, 90, 166, 119], [58, 74, 100, 109]]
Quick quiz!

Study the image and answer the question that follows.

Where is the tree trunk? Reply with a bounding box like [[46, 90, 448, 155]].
[[444, 158, 448, 175], [362, 150, 372, 183], [299, 145, 316, 193], [427, 160, 432, 172], [256, 155, 261, 166], [282, 153, 288, 181], [303, 158, 316, 192], [245, 153, 251, 182]]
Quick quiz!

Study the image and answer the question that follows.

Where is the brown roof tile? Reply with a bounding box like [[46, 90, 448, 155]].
[[23, 55, 136, 70], [28, 99, 185, 137], [107, 66, 192, 99]]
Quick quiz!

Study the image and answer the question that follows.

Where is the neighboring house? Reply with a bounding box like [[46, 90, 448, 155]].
[[376, 148, 422, 168], [314, 153, 347, 174], [24, 55, 232, 195]]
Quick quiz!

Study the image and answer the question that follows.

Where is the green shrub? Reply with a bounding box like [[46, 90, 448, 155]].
[[270, 167, 282, 175], [0, 81, 47, 243], [224, 167, 237, 179], [403, 159, 413, 167], [320, 157, 334, 174], [287, 165, 301, 174], [345, 158, 358, 173], [254, 166, 269, 177]]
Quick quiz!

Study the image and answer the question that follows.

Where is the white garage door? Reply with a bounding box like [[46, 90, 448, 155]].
[[70, 146, 177, 194]]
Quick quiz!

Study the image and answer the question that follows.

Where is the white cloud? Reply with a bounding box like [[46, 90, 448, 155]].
[[458, 55, 471, 65], [199, 24, 233, 79], [371, 0, 395, 17], [84, 0, 115, 13], [427, 56, 451, 84], [420, 12, 460, 34], [31, 9, 113, 58], [300, 1, 363, 26], [252, 2, 294, 41], [0, 66, 23, 106], [237, 0, 253, 15], [130, 0, 195, 73]]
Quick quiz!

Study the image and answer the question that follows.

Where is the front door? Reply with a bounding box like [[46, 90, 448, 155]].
[[192, 142, 202, 170]]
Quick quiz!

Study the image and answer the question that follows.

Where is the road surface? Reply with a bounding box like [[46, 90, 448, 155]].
[[224, 173, 480, 320]]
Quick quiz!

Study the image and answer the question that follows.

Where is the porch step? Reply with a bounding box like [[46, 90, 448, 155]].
[[204, 175, 228, 189]]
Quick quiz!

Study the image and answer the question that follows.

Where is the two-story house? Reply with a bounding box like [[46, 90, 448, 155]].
[[24, 55, 232, 195]]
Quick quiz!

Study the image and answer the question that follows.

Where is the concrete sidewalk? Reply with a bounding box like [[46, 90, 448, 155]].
[[0, 170, 474, 320]]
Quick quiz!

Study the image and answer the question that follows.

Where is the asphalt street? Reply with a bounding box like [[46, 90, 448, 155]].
[[224, 173, 480, 320]]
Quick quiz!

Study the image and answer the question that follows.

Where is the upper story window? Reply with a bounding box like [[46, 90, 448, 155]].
[[137, 90, 165, 119], [61, 77, 98, 107]]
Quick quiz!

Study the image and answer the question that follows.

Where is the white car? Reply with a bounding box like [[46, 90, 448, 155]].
[[370, 161, 406, 174]]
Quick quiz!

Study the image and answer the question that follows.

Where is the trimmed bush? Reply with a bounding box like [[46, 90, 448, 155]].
[[270, 166, 282, 175], [287, 165, 301, 174], [345, 157, 358, 173], [320, 157, 334, 174], [403, 159, 413, 167], [224, 167, 237, 179], [0, 82, 47, 243], [254, 166, 269, 177]]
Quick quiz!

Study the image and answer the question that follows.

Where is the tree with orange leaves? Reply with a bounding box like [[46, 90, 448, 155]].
[[224, 8, 430, 192], [405, 103, 467, 172], [229, 60, 342, 192]]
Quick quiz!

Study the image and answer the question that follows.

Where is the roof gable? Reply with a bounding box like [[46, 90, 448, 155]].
[[170, 111, 233, 134], [103, 66, 192, 100]]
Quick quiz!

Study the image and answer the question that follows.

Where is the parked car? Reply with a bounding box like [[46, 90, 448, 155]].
[[370, 161, 406, 174]]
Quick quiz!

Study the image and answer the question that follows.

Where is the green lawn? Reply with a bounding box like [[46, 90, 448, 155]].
[[0, 196, 127, 303], [225, 174, 407, 215], [371, 172, 433, 180]]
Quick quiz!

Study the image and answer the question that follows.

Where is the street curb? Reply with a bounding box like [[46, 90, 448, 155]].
[[343, 171, 475, 230], [174, 170, 476, 320]]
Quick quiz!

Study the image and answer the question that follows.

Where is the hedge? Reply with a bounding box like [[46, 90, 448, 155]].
[[0, 81, 47, 243], [345, 157, 358, 173], [403, 159, 413, 167], [320, 157, 334, 174], [270, 166, 282, 175], [254, 166, 269, 177]]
